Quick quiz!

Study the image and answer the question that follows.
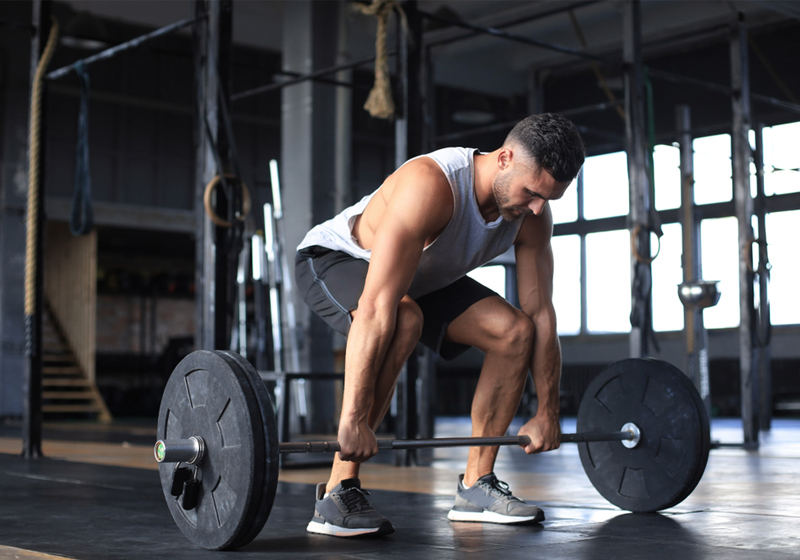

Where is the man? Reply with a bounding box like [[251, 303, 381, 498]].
[[295, 113, 585, 537]]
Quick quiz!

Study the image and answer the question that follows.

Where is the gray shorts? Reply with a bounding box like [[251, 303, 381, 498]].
[[295, 245, 498, 360]]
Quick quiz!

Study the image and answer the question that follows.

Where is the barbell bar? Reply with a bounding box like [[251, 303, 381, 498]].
[[155, 428, 640, 464], [155, 351, 710, 551]]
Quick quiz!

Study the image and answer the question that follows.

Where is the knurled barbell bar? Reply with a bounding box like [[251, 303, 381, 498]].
[[155, 350, 709, 551], [155, 425, 642, 464]]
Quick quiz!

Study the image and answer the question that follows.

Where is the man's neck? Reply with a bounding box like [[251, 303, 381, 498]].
[[473, 150, 500, 223]]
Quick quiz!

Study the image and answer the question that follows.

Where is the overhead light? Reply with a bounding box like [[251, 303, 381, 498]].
[[452, 109, 495, 125], [61, 11, 110, 50], [452, 94, 496, 125]]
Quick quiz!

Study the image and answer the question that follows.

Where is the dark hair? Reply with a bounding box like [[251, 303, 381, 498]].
[[504, 113, 585, 183]]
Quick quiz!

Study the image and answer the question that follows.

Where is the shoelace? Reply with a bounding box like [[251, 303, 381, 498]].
[[482, 477, 523, 502], [337, 487, 375, 513]]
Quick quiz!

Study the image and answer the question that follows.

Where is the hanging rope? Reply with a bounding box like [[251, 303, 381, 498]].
[[71, 61, 94, 236], [25, 18, 59, 317], [355, 0, 397, 119]]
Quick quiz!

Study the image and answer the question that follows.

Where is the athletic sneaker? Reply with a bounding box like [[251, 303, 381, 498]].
[[447, 473, 545, 524], [307, 478, 395, 537]]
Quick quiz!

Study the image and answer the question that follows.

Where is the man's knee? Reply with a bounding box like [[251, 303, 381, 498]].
[[483, 308, 535, 361]]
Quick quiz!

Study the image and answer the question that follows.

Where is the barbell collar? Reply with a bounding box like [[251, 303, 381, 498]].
[[154, 437, 205, 464]]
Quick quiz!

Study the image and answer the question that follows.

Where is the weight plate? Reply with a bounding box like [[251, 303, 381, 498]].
[[215, 351, 279, 549], [157, 350, 265, 550], [577, 358, 708, 513], [660, 363, 710, 510]]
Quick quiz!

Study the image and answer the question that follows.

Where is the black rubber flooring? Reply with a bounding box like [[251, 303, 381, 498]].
[[2, 417, 800, 559], [1, 442, 799, 560]]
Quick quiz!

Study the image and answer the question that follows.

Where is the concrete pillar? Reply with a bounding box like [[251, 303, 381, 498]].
[[281, 0, 341, 430]]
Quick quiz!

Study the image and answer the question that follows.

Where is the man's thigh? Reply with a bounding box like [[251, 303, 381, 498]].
[[443, 293, 527, 352], [413, 276, 500, 360], [295, 246, 368, 337]]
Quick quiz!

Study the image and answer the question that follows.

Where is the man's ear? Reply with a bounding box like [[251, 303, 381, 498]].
[[498, 146, 513, 170]]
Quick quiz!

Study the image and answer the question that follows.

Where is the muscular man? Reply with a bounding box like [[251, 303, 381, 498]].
[[295, 113, 585, 537]]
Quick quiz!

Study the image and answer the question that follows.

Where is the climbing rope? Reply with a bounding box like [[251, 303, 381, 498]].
[[25, 18, 59, 317], [355, 0, 400, 119]]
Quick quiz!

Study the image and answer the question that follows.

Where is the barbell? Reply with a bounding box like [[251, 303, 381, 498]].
[[154, 350, 710, 551]]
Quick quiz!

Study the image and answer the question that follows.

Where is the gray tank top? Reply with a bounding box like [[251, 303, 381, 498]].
[[297, 147, 523, 299]]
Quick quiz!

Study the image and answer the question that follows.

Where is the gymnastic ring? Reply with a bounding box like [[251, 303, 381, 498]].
[[630, 224, 661, 265], [203, 174, 251, 228]]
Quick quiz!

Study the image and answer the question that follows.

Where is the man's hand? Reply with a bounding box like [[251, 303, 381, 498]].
[[337, 419, 379, 462], [518, 414, 561, 454]]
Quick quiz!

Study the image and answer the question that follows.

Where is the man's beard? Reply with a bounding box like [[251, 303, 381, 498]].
[[492, 171, 530, 222]]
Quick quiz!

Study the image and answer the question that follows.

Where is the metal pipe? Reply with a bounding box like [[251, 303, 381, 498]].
[[425, 1, 601, 49], [420, 9, 612, 63], [47, 14, 203, 81], [230, 52, 397, 102]]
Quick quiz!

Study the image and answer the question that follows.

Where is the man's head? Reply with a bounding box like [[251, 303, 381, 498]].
[[503, 113, 585, 183], [492, 113, 585, 221]]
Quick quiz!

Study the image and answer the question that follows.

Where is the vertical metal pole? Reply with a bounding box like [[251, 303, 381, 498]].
[[194, 0, 234, 351], [577, 170, 588, 335], [394, 0, 424, 466], [23, 0, 51, 459], [730, 12, 758, 447], [754, 123, 772, 431], [623, 0, 652, 359], [677, 105, 711, 418]]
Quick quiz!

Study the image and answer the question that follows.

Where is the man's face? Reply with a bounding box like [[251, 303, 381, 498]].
[[492, 159, 570, 221]]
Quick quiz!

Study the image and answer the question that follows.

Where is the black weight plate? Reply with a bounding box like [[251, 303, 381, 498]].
[[577, 358, 706, 513], [661, 363, 710, 510], [215, 351, 279, 549], [157, 350, 264, 550]]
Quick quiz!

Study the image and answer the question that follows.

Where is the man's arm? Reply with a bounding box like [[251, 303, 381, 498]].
[[514, 205, 562, 454], [337, 160, 453, 462]]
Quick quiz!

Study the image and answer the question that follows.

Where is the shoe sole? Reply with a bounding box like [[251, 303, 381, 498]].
[[307, 520, 394, 537], [447, 509, 544, 525]]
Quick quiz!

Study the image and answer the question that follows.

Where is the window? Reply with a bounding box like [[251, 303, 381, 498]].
[[551, 235, 581, 335], [651, 223, 684, 332], [765, 210, 800, 325], [586, 229, 631, 333], [693, 134, 732, 205], [763, 122, 800, 196], [551, 177, 578, 224], [583, 152, 629, 219], [653, 144, 681, 211], [700, 217, 739, 328], [467, 265, 506, 299]]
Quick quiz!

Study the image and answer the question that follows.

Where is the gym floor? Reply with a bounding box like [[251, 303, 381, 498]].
[[0, 417, 798, 560]]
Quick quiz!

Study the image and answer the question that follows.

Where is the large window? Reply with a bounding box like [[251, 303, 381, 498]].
[[765, 210, 800, 325], [700, 217, 739, 329], [652, 223, 684, 332], [586, 230, 631, 333], [693, 134, 733, 205], [763, 121, 800, 196], [512, 120, 800, 337], [583, 152, 629, 219], [551, 235, 581, 335]]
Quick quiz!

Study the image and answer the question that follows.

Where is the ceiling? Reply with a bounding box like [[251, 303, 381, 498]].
[[62, 0, 797, 97]]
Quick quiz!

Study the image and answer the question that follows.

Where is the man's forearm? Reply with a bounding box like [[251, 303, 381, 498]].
[[530, 318, 562, 418], [340, 306, 397, 423]]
